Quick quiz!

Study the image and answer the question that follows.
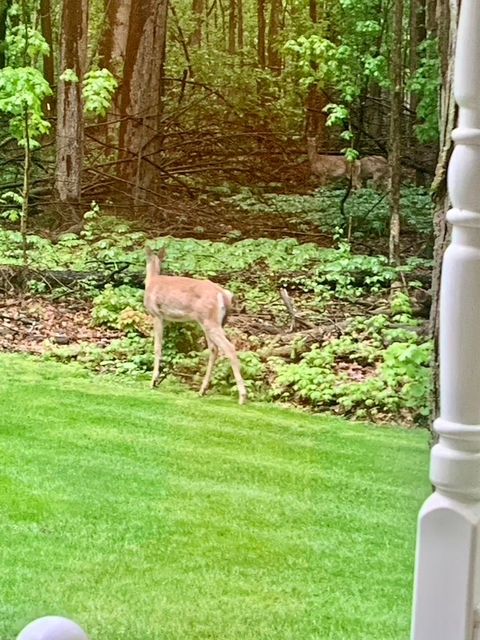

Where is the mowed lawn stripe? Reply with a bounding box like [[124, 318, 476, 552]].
[[0, 355, 429, 639]]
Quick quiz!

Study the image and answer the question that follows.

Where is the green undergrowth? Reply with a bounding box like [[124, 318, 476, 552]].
[[1, 204, 433, 424], [0, 202, 430, 282], [0, 354, 430, 640], [223, 185, 434, 238], [49, 285, 432, 425]]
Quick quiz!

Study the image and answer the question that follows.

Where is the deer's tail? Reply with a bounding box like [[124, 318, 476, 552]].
[[218, 289, 234, 327]]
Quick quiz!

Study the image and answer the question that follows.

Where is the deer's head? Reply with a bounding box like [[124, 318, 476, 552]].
[[145, 246, 167, 276]]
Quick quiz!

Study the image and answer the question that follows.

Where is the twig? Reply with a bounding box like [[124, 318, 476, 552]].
[[279, 287, 297, 331]]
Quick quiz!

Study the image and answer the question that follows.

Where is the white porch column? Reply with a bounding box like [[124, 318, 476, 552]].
[[411, 1, 480, 638]]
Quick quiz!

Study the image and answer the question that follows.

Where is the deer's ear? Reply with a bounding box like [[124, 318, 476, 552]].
[[157, 247, 167, 261], [145, 245, 154, 257]]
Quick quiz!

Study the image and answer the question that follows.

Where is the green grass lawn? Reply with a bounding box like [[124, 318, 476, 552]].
[[0, 354, 430, 640]]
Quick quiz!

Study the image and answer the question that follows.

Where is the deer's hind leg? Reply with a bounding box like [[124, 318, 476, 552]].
[[199, 335, 219, 396], [205, 325, 247, 405]]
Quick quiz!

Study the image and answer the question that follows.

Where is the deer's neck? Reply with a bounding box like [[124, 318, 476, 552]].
[[145, 258, 161, 283]]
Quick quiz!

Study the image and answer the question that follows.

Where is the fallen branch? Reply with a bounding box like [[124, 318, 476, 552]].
[[0, 264, 141, 293]]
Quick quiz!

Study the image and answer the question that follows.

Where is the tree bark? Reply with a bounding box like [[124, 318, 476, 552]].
[[267, 0, 282, 73], [118, 0, 169, 201], [189, 0, 204, 47], [228, 0, 236, 54], [429, 0, 458, 421], [257, 0, 266, 69], [0, 0, 12, 69], [425, 0, 437, 35], [39, 0, 55, 115], [409, 0, 427, 182], [55, 0, 89, 204], [99, 0, 132, 77], [305, 0, 328, 145], [388, 0, 404, 265], [410, 0, 426, 94], [97, 0, 132, 151], [237, 0, 243, 52]]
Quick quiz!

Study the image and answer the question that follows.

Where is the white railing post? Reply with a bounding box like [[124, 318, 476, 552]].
[[411, 1, 480, 638]]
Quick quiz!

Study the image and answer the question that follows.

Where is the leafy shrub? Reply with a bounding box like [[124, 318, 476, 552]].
[[118, 309, 152, 336], [49, 323, 204, 378], [91, 285, 144, 329], [50, 335, 153, 377], [274, 297, 432, 424], [311, 242, 397, 298]]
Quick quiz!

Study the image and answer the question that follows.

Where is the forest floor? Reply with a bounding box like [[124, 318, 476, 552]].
[[0, 289, 387, 357], [0, 188, 432, 424], [33, 186, 429, 258], [136, 198, 334, 245], [0, 194, 431, 379], [0, 296, 123, 355], [113, 197, 429, 258]]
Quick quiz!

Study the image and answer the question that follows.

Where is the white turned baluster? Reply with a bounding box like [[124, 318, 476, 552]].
[[411, 1, 480, 638]]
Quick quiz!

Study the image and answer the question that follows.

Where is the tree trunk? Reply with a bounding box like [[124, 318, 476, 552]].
[[39, 0, 55, 114], [410, 0, 426, 75], [118, 0, 169, 203], [425, 0, 437, 35], [189, 0, 204, 47], [267, 0, 282, 73], [409, 0, 427, 182], [257, 0, 266, 69], [430, 0, 458, 421], [305, 0, 318, 138], [99, 0, 132, 77], [98, 0, 132, 150], [170, 2, 193, 81], [0, 0, 12, 69], [388, 0, 404, 265], [237, 0, 243, 52], [228, 0, 236, 54], [55, 0, 89, 204], [305, 0, 328, 145], [0, 20, 4, 69]]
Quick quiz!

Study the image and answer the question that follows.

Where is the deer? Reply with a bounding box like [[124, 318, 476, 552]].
[[144, 246, 248, 405], [306, 137, 361, 189], [359, 155, 389, 189]]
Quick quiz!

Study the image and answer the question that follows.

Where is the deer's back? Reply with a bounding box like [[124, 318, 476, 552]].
[[311, 154, 350, 178], [360, 156, 388, 177], [145, 275, 231, 323]]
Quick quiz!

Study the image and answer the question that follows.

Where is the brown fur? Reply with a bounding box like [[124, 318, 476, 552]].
[[359, 155, 389, 189], [144, 247, 247, 404], [306, 137, 361, 189]]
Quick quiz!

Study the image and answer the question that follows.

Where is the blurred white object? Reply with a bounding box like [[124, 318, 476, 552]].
[[17, 616, 89, 640]]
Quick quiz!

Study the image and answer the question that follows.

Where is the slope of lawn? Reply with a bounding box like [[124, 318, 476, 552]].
[[0, 354, 430, 640]]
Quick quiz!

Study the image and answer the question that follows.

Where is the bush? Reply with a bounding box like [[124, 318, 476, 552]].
[[274, 300, 432, 425], [92, 285, 145, 330]]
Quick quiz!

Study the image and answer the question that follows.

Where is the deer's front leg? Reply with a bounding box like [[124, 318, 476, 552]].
[[151, 316, 165, 388]]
